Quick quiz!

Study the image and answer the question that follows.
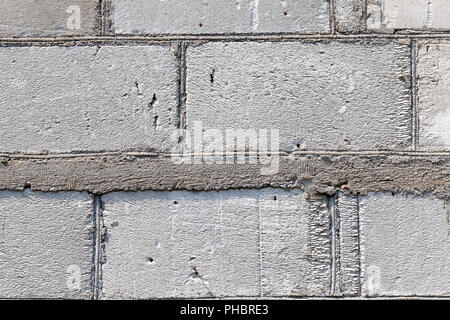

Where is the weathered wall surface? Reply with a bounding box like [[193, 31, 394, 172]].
[[101, 189, 331, 298], [0, 0, 449, 299], [366, 0, 450, 31], [0, 45, 179, 152], [0, 0, 99, 37], [111, 0, 330, 34], [360, 193, 450, 296], [0, 190, 93, 299]]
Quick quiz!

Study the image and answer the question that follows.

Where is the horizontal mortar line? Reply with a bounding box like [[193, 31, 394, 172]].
[[1, 296, 448, 300], [165, 150, 450, 157], [0, 151, 134, 159], [3, 33, 450, 44], [96, 294, 450, 300], [1, 150, 450, 160]]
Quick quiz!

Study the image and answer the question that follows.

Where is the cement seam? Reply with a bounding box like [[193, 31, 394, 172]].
[[355, 194, 362, 297], [177, 41, 188, 131], [329, 194, 337, 296], [92, 195, 102, 300], [100, 0, 106, 36], [3, 33, 450, 44], [362, 0, 368, 31], [1, 150, 450, 160], [330, 0, 337, 35], [411, 39, 419, 151], [1, 295, 449, 300], [257, 202, 263, 298]]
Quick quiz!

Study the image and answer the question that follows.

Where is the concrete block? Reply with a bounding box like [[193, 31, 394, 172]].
[[417, 42, 450, 151], [260, 193, 331, 296], [367, 0, 450, 30], [112, 0, 330, 34], [0, 190, 94, 299], [0, 45, 179, 153], [101, 190, 260, 299], [335, 0, 365, 33], [186, 42, 411, 151], [101, 189, 331, 298], [360, 193, 450, 296], [0, 0, 98, 37]]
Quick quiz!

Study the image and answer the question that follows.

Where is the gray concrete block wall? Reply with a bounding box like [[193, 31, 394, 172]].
[[335, 0, 366, 33], [101, 189, 331, 299], [367, 0, 450, 31], [1, 1, 450, 299], [416, 41, 450, 150], [0, 190, 94, 299], [101, 190, 261, 299], [111, 0, 330, 35], [360, 193, 450, 296], [186, 41, 411, 151], [0, 45, 179, 153], [260, 192, 331, 296], [0, 0, 99, 37]]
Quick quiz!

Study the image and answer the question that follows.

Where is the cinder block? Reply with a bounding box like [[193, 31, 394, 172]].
[[186, 42, 411, 151], [360, 193, 450, 296], [0, 0, 98, 37], [0, 190, 94, 299], [260, 193, 331, 296], [335, 0, 365, 33], [367, 0, 450, 31], [417, 42, 450, 151], [112, 0, 330, 34], [0, 46, 179, 153], [101, 190, 260, 299], [101, 189, 331, 298]]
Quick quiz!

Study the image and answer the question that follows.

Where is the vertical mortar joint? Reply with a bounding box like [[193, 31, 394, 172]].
[[329, 0, 337, 35], [92, 194, 104, 300], [356, 193, 362, 296], [329, 193, 338, 295], [411, 39, 419, 151], [176, 41, 188, 152]]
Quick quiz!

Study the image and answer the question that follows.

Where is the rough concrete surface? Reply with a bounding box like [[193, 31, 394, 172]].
[[0, 45, 179, 153], [360, 193, 450, 296], [334, 193, 360, 296], [367, 0, 450, 31], [1, 1, 450, 300], [0, 0, 99, 37], [101, 190, 260, 299], [0, 153, 448, 199], [186, 41, 411, 151], [260, 192, 331, 296], [0, 190, 93, 299], [335, 0, 366, 33], [417, 42, 450, 151], [101, 189, 330, 298], [111, 0, 330, 35]]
